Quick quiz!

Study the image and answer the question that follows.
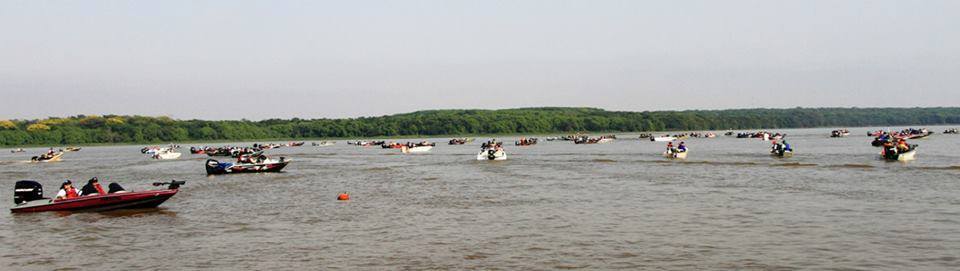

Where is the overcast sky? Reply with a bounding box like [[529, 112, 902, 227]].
[[1, 0, 957, 120]]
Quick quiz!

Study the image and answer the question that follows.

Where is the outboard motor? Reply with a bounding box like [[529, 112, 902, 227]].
[[14, 180, 44, 205], [153, 180, 186, 189], [108, 183, 127, 193]]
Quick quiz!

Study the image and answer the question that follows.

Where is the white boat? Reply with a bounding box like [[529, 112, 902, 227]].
[[31, 152, 64, 163], [314, 141, 335, 146], [144, 147, 168, 155], [152, 150, 182, 160], [771, 150, 793, 158], [401, 145, 433, 154], [663, 150, 688, 159], [896, 149, 917, 161], [881, 148, 917, 161], [477, 148, 507, 160], [596, 138, 614, 144], [651, 136, 676, 142]]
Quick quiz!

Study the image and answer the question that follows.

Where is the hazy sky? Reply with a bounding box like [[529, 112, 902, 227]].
[[1, 0, 958, 120]]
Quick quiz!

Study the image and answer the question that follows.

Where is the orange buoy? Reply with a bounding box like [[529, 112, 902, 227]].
[[337, 193, 350, 201]]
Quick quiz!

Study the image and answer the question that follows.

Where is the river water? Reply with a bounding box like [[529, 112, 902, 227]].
[[0, 127, 958, 270]]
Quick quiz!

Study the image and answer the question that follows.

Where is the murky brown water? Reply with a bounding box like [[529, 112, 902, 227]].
[[1, 127, 959, 270]]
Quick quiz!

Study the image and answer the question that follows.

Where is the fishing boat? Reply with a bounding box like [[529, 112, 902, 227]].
[[770, 149, 793, 158], [880, 145, 918, 161], [31, 152, 64, 162], [575, 136, 614, 144], [142, 147, 165, 155], [286, 141, 305, 147], [651, 136, 676, 142], [663, 149, 688, 159], [944, 128, 958, 134], [10, 148, 25, 153], [205, 156, 290, 175], [401, 145, 433, 154], [515, 138, 538, 146], [312, 141, 335, 146], [11, 180, 184, 213], [152, 149, 182, 160], [206, 148, 260, 158], [770, 141, 793, 158], [477, 148, 507, 160], [831, 129, 851, 137], [448, 138, 473, 145], [64, 147, 82, 152], [189, 147, 207, 154]]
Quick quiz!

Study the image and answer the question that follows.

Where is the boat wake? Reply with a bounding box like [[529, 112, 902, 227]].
[[591, 159, 617, 163], [770, 162, 818, 167], [827, 164, 875, 169]]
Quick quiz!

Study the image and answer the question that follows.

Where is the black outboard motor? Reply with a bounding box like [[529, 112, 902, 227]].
[[108, 183, 127, 193], [14, 180, 44, 205], [152, 180, 186, 189]]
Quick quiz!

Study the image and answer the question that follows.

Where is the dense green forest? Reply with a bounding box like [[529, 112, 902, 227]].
[[2, 107, 959, 146]]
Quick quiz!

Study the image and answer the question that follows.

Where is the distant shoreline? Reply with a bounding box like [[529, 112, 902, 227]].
[[4, 125, 956, 149], [2, 107, 959, 147]]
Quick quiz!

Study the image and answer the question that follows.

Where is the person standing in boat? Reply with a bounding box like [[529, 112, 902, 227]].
[[666, 142, 674, 152], [80, 177, 107, 196], [896, 138, 910, 152], [55, 180, 79, 200]]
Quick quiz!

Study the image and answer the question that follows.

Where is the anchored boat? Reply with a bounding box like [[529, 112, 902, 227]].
[[205, 156, 290, 175], [11, 180, 184, 213], [477, 148, 507, 160]]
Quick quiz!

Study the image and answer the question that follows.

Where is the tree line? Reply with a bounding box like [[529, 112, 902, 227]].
[[2, 107, 959, 146]]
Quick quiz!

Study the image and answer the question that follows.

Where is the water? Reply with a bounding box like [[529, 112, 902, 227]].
[[1, 127, 958, 270]]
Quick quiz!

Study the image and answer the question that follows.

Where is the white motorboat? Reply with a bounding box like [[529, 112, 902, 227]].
[[401, 145, 433, 154], [477, 148, 507, 160], [663, 150, 688, 159], [881, 147, 917, 161], [153, 150, 182, 160], [651, 136, 676, 142]]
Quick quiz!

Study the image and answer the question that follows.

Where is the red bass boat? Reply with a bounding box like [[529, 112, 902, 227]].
[[11, 180, 184, 213]]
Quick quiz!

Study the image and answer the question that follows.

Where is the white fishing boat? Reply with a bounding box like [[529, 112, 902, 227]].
[[771, 150, 793, 158], [144, 147, 168, 155], [31, 152, 64, 163], [477, 148, 507, 160], [152, 150, 182, 160], [314, 141, 335, 146], [401, 145, 433, 154], [651, 136, 676, 142], [663, 150, 688, 159], [881, 147, 917, 161]]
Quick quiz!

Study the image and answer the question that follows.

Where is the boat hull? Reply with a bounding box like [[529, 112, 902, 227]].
[[153, 152, 182, 160], [477, 149, 507, 160], [33, 152, 64, 163], [11, 189, 178, 213], [771, 151, 794, 158], [882, 149, 917, 161], [205, 159, 289, 175], [401, 146, 433, 154], [663, 151, 687, 159]]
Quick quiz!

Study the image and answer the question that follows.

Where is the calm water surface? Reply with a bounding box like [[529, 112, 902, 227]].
[[0, 127, 958, 270]]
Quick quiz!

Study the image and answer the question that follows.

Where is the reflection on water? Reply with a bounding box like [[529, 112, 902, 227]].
[[0, 127, 959, 269]]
